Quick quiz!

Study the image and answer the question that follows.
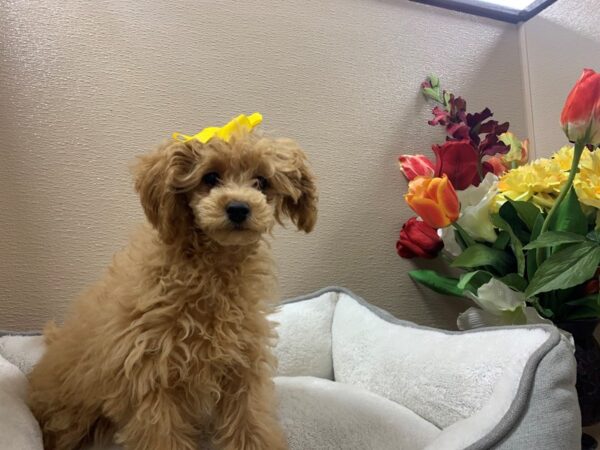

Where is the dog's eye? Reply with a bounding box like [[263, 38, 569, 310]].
[[255, 176, 269, 192], [202, 172, 221, 188]]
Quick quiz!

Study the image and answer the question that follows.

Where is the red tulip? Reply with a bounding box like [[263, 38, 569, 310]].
[[432, 140, 480, 190], [398, 154, 435, 180], [396, 217, 443, 259], [405, 175, 460, 229], [560, 68, 600, 145]]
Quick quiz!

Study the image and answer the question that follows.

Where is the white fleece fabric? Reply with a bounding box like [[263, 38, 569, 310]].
[[0, 335, 45, 375], [424, 361, 527, 450], [275, 376, 440, 450], [0, 354, 43, 450], [331, 293, 550, 429], [271, 292, 337, 379]]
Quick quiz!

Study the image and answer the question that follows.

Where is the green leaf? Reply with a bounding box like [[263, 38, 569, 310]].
[[527, 214, 545, 279], [506, 199, 542, 232], [566, 295, 600, 307], [457, 270, 493, 294], [564, 308, 600, 320], [549, 187, 587, 234], [453, 223, 476, 248], [408, 270, 464, 297], [563, 294, 600, 320], [587, 230, 600, 242], [493, 231, 511, 250], [451, 244, 515, 275], [523, 231, 586, 250], [524, 242, 600, 298], [500, 273, 528, 292], [491, 213, 525, 276], [499, 202, 531, 244]]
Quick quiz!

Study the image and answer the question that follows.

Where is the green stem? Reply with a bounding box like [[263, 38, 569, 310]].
[[452, 222, 476, 247], [535, 141, 585, 265]]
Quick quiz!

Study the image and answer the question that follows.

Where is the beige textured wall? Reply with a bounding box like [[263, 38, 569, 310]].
[[0, 0, 526, 331], [522, 0, 600, 157]]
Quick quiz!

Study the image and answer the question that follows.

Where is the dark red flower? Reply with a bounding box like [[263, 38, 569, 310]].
[[428, 96, 510, 160], [421, 76, 512, 189], [432, 140, 480, 190], [583, 268, 600, 295], [448, 95, 467, 123], [396, 217, 444, 259]]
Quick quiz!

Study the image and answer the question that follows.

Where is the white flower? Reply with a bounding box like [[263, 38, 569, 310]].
[[468, 277, 524, 312], [456, 172, 499, 242], [438, 226, 462, 257], [457, 278, 552, 330]]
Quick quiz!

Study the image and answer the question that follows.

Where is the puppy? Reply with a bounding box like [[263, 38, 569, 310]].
[[27, 130, 317, 450]]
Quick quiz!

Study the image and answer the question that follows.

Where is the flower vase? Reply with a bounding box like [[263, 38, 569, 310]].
[[558, 319, 600, 449]]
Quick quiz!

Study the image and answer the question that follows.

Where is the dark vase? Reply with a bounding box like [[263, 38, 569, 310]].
[[558, 319, 600, 450]]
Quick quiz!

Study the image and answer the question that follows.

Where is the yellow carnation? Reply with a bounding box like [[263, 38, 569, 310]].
[[496, 145, 600, 210], [496, 157, 566, 208], [552, 145, 592, 171], [574, 148, 600, 208]]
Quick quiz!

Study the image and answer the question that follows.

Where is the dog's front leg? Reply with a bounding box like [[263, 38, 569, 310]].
[[212, 370, 287, 450], [114, 389, 198, 450]]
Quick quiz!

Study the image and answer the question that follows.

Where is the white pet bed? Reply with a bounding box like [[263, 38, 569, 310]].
[[0, 287, 581, 450]]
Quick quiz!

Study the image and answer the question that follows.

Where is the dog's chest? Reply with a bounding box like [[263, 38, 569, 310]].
[[159, 300, 266, 377]]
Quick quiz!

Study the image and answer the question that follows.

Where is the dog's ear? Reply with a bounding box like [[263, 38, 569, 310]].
[[271, 139, 318, 233], [133, 141, 198, 244]]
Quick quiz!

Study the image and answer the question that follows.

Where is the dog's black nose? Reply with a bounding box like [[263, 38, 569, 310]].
[[226, 201, 251, 224]]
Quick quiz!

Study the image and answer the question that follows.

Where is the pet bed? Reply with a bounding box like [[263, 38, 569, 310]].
[[0, 287, 581, 450]]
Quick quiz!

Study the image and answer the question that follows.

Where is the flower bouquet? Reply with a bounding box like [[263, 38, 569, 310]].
[[397, 70, 600, 428]]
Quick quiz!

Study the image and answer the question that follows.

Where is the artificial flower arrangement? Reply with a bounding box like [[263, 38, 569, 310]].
[[397, 70, 600, 330]]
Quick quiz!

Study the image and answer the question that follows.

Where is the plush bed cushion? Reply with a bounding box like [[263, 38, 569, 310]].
[[271, 291, 336, 379], [276, 376, 440, 450], [0, 286, 580, 450], [278, 287, 580, 450], [331, 294, 550, 428], [0, 353, 43, 450]]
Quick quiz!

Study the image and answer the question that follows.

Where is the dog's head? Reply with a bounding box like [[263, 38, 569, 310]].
[[133, 132, 317, 247]]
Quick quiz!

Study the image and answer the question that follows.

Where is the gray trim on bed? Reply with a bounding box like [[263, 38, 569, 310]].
[[282, 286, 577, 450], [0, 330, 41, 337]]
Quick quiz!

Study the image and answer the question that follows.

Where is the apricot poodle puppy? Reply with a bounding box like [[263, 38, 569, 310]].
[[27, 131, 317, 450]]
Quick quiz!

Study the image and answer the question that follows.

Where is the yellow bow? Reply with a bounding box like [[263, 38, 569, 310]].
[[172, 112, 263, 144]]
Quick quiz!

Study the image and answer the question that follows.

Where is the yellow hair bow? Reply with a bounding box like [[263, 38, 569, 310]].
[[172, 112, 263, 144]]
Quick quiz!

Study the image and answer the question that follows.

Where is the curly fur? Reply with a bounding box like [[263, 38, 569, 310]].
[[27, 131, 317, 450]]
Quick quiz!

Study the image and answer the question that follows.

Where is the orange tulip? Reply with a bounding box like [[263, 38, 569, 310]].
[[560, 68, 600, 145], [405, 175, 460, 228]]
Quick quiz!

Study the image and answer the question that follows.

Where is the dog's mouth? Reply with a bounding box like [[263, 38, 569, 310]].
[[206, 227, 262, 246]]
